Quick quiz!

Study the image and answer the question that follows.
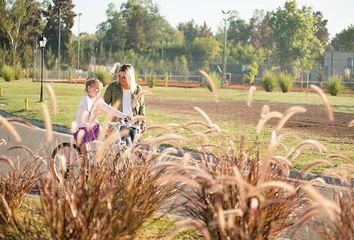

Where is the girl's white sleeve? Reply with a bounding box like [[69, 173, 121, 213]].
[[98, 98, 126, 118]]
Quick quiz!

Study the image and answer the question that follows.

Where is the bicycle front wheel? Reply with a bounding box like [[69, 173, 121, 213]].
[[51, 142, 81, 179]]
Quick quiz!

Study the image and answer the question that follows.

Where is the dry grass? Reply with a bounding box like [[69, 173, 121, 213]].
[[0, 146, 44, 239]]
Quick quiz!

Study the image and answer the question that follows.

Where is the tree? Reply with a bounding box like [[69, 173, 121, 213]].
[[178, 20, 201, 47], [313, 11, 329, 47], [190, 37, 221, 70], [267, 1, 324, 75], [249, 10, 272, 49], [42, 0, 76, 64], [228, 18, 251, 45], [228, 43, 265, 65], [0, 0, 42, 65], [331, 25, 354, 52], [97, 0, 179, 61]]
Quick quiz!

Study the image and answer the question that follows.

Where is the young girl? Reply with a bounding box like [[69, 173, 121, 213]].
[[73, 78, 127, 160]]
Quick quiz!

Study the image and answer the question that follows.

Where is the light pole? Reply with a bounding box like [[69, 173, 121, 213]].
[[58, 5, 61, 76], [77, 13, 82, 70], [39, 35, 47, 102], [222, 10, 231, 87]]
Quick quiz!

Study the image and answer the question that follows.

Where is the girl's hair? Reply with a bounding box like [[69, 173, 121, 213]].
[[119, 64, 137, 93], [85, 78, 100, 92]]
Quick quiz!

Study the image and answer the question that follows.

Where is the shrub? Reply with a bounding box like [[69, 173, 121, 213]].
[[202, 71, 221, 90], [14, 65, 23, 80], [67, 68, 73, 81], [325, 75, 344, 96], [163, 72, 169, 87], [147, 72, 156, 88], [261, 70, 277, 92], [0, 146, 43, 235], [38, 146, 177, 239], [248, 62, 259, 85], [94, 70, 111, 86], [277, 72, 293, 92], [1, 65, 15, 82]]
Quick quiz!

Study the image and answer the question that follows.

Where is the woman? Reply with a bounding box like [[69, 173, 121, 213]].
[[104, 64, 146, 140]]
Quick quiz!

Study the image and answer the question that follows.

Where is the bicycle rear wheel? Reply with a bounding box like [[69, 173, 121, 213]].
[[51, 143, 81, 179]]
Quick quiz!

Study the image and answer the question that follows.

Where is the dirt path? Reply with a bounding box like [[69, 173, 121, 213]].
[[146, 99, 354, 140]]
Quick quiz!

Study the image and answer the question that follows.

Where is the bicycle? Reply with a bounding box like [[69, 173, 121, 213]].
[[51, 118, 141, 179]]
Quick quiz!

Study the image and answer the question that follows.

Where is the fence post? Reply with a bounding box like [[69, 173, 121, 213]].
[[24, 97, 29, 110]]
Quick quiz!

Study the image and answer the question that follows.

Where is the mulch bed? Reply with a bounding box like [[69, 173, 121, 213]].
[[146, 99, 354, 140]]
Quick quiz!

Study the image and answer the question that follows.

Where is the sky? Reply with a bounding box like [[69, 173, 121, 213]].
[[71, 0, 354, 39]]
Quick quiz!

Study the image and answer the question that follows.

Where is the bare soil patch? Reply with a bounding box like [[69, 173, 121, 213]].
[[147, 99, 354, 140]]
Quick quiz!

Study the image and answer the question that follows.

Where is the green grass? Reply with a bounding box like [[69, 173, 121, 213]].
[[0, 79, 353, 171]]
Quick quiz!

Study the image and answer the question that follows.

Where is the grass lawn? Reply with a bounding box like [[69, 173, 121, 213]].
[[0, 79, 353, 171]]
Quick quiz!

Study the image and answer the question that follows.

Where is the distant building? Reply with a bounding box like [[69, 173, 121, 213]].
[[324, 51, 354, 80]]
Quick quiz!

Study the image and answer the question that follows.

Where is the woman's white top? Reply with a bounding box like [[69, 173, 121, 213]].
[[75, 95, 126, 129], [122, 89, 133, 117]]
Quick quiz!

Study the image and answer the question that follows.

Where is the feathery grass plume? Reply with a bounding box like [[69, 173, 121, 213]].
[[303, 184, 340, 221], [288, 139, 327, 161], [95, 131, 121, 163], [256, 111, 283, 135], [145, 134, 185, 148], [261, 105, 270, 117], [315, 185, 354, 239], [310, 84, 334, 122], [181, 152, 192, 166], [0, 156, 15, 171], [348, 119, 354, 127], [194, 106, 213, 125], [146, 124, 171, 132], [76, 129, 85, 145], [0, 194, 12, 220], [0, 116, 21, 143], [7, 117, 36, 129], [272, 156, 292, 167], [70, 121, 78, 134], [247, 181, 296, 198], [301, 159, 331, 174], [186, 120, 213, 129], [199, 69, 219, 103], [129, 115, 146, 124], [246, 85, 256, 107], [40, 102, 53, 142], [0, 139, 6, 146], [156, 147, 178, 164], [132, 90, 152, 108], [276, 106, 307, 132], [97, 112, 115, 141], [46, 84, 57, 115], [157, 175, 202, 189], [328, 154, 353, 164]]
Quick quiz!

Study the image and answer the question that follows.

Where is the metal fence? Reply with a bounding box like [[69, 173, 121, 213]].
[[138, 74, 202, 83]]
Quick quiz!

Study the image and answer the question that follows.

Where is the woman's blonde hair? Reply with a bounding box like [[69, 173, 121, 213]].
[[119, 64, 137, 93]]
